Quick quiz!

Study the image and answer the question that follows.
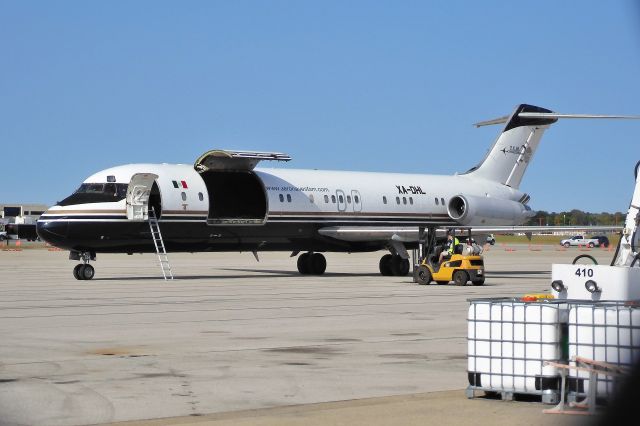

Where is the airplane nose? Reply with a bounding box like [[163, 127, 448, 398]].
[[36, 220, 69, 246]]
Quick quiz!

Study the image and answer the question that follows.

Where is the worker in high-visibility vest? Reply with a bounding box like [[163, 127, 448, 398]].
[[438, 230, 459, 265]]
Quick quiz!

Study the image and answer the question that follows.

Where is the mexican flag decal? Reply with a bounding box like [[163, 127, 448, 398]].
[[172, 180, 188, 189]]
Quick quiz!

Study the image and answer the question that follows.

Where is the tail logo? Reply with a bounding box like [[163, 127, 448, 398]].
[[500, 145, 532, 163]]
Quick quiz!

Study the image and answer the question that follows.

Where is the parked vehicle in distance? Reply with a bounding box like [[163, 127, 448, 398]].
[[4, 224, 39, 241], [592, 235, 610, 248], [559, 235, 600, 248], [486, 234, 496, 245]]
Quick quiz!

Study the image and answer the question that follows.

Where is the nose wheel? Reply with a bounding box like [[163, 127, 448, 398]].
[[73, 264, 95, 280], [70, 251, 96, 280]]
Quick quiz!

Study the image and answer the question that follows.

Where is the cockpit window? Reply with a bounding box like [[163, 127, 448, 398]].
[[58, 183, 129, 206]]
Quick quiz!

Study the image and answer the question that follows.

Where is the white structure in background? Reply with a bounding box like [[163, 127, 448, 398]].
[[0, 204, 48, 225]]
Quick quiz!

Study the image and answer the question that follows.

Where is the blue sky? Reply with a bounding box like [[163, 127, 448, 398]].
[[1, 1, 639, 212]]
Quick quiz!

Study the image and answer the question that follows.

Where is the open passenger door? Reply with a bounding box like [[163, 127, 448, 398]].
[[126, 173, 159, 221]]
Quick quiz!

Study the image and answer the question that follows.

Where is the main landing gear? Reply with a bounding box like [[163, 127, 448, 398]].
[[70, 251, 96, 280], [379, 254, 410, 276], [297, 252, 327, 275]]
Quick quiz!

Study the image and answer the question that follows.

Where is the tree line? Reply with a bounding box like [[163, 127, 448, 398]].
[[527, 210, 626, 227]]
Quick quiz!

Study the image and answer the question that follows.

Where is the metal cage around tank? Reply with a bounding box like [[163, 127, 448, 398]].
[[566, 300, 640, 403], [466, 297, 568, 404]]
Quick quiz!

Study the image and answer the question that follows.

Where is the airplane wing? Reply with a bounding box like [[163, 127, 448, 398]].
[[317, 225, 622, 243], [465, 225, 622, 234]]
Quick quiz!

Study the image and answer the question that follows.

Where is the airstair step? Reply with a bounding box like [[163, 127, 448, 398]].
[[148, 209, 173, 280]]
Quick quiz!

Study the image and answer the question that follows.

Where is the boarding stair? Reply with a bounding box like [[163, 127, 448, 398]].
[[148, 208, 173, 280]]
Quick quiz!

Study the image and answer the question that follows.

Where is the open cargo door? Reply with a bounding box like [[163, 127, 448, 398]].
[[126, 173, 158, 221], [194, 150, 290, 225]]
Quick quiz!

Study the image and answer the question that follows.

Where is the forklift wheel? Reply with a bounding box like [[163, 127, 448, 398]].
[[472, 278, 485, 286], [415, 266, 431, 285], [453, 270, 468, 286]]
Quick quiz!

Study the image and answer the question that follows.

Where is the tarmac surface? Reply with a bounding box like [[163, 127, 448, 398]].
[[0, 243, 614, 425]]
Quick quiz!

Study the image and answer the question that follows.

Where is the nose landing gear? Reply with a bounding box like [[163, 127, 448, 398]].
[[73, 263, 95, 280], [70, 251, 96, 280]]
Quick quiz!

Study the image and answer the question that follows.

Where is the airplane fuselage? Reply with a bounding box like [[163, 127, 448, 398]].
[[37, 164, 530, 254]]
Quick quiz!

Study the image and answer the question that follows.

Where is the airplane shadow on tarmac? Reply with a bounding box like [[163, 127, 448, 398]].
[[92, 269, 549, 282], [487, 271, 549, 276], [92, 269, 384, 281]]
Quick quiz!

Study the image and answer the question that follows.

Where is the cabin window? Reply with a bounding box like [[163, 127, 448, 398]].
[[331, 195, 336, 203], [309, 194, 314, 203], [441, 197, 445, 206], [198, 192, 204, 201], [402, 197, 407, 205], [409, 197, 413, 205], [338, 195, 344, 203], [435, 198, 439, 205], [383, 196, 387, 204], [354, 195, 360, 204], [396, 196, 400, 204], [347, 195, 351, 203], [181, 192, 187, 201], [324, 195, 329, 203], [279, 194, 284, 202], [286, 194, 292, 202]]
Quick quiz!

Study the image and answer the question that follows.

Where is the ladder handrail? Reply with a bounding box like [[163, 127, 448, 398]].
[[149, 207, 174, 280]]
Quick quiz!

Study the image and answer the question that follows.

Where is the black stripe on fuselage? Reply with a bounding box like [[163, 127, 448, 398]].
[[40, 213, 452, 224], [39, 215, 207, 221], [37, 217, 456, 254]]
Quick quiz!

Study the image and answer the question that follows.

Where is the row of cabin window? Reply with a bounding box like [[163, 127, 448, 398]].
[[323, 194, 359, 204], [381, 196, 446, 206], [179, 192, 205, 202], [278, 193, 361, 204], [277, 193, 446, 207], [382, 196, 414, 205]]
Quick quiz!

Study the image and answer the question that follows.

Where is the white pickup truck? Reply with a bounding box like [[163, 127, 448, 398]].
[[559, 235, 600, 248]]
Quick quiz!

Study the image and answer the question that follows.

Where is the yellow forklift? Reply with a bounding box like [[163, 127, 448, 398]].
[[413, 228, 485, 286]]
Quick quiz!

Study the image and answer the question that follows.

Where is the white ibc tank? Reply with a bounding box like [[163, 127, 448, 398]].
[[568, 302, 640, 399], [468, 299, 565, 394]]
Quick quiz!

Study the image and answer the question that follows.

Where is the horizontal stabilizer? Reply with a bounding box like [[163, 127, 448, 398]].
[[475, 111, 640, 127]]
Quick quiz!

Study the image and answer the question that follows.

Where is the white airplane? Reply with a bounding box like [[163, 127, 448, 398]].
[[36, 104, 636, 280]]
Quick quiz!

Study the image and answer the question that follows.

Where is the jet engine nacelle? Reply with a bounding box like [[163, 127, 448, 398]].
[[447, 194, 535, 226]]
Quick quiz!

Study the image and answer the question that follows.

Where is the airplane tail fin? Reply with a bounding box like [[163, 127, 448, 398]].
[[464, 104, 640, 189], [463, 104, 556, 189]]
